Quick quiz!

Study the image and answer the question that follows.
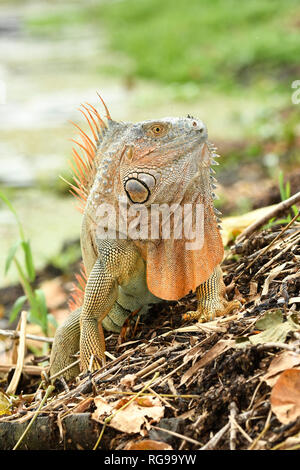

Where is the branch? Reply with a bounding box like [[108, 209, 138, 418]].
[[236, 191, 300, 242]]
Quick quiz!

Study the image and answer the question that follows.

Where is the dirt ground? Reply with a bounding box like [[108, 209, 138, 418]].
[[0, 202, 299, 450]]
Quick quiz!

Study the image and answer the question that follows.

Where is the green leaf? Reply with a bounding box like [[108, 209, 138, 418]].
[[0, 190, 25, 241], [21, 240, 35, 282], [9, 295, 27, 323], [0, 191, 18, 219], [255, 310, 283, 330], [47, 313, 58, 329], [5, 240, 21, 275], [285, 181, 291, 199], [34, 289, 49, 335], [249, 314, 299, 345], [234, 336, 250, 349]]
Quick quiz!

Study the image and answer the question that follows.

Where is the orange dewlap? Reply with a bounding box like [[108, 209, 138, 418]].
[[137, 206, 224, 301]]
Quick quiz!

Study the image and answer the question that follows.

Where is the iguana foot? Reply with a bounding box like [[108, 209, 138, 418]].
[[182, 265, 240, 323], [182, 298, 240, 323]]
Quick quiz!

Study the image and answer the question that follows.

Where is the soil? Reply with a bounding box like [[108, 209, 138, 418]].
[[0, 209, 299, 450]]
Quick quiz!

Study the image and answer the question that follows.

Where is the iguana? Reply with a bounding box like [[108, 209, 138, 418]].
[[49, 96, 239, 380]]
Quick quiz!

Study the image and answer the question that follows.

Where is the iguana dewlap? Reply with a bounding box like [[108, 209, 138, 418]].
[[49, 98, 239, 380]]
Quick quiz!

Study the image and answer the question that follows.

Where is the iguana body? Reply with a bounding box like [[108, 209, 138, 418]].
[[49, 98, 239, 380]]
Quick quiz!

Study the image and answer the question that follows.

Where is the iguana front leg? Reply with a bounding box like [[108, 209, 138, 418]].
[[79, 257, 117, 371], [182, 265, 240, 323], [80, 238, 140, 372], [49, 239, 141, 379]]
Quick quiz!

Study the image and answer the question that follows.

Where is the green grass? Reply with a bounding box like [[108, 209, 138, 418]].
[[26, 0, 300, 94], [0, 190, 57, 337]]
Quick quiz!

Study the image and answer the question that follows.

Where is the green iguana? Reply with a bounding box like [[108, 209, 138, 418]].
[[49, 96, 239, 380]]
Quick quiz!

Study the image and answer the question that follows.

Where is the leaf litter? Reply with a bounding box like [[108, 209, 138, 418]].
[[0, 207, 299, 450]]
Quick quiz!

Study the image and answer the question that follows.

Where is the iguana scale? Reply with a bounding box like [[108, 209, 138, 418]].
[[49, 96, 239, 380]]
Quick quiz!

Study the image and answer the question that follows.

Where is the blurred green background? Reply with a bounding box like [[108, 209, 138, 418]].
[[0, 0, 300, 287]]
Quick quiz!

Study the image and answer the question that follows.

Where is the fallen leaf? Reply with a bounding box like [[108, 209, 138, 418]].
[[92, 395, 164, 434], [261, 263, 286, 297], [124, 439, 172, 450], [0, 391, 11, 416], [180, 339, 234, 386], [120, 374, 136, 388], [249, 314, 299, 345], [72, 397, 94, 414], [274, 433, 300, 450], [255, 310, 283, 330], [93, 396, 113, 417], [270, 369, 300, 424], [221, 205, 277, 245], [262, 352, 300, 387], [249, 281, 258, 297], [144, 346, 159, 355]]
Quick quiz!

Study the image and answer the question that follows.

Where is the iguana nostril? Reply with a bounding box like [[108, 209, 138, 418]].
[[124, 178, 150, 203]]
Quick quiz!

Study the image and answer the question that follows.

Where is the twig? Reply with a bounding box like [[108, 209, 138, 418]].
[[235, 211, 299, 281], [229, 402, 238, 450], [253, 235, 299, 278], [48, 359, 80, 382], [92, 372, 160, 450], [248, 408, 272, 450], [231, 417, 253, 444], [236, 193, 300, 241], [12, 384, 55, 450], [200, 423, 230, 450], [104, 390, 201, 399], [135, 357, 166, 378], [6, 311, 27, 395], [0, 328, 53, 343], [200, 410, 252, 450], [150, 424, 202, 447], [257, 342, 300, 354], [0, 364, 43, 376], [147, 386, 177, 411]]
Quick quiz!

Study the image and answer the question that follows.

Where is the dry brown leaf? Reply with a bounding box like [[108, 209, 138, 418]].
[[72, 397, 94, 414], [124, 439, 172, 450], [274, 433, 300, 450], [249, 281, 258, 297], [120, 374, 136, 388], [92, 395, 164, 434], [144, 346, 159, 355], [221, 205, 277, 245], [270, 369, 300, 424], [93, 396, 113, 416], [0, 391, 11, 416], [261, 263, 286, 297], [262, 352, 300, 387], [180, 339, 234, 386]]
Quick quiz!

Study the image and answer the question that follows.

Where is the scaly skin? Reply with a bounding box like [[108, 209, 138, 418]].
[[49, 105, 239, 381]]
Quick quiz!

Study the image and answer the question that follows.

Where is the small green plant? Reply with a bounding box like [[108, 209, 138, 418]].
[[0, 191, 56, 336], [278, 171, 299, 221], [263, 171, 299, 229]]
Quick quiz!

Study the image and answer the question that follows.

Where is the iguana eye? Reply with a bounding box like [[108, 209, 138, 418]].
[[146, 123, 168, 137]]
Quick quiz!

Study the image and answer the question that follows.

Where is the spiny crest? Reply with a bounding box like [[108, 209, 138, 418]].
[[63, 94, 112, 213], [66, 94, 111, 312], [68, 263, 87, 311]]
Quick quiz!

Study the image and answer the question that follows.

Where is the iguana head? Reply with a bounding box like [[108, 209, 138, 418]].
[[95, 116, 212, 208], [70, 98, 223, 302]]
